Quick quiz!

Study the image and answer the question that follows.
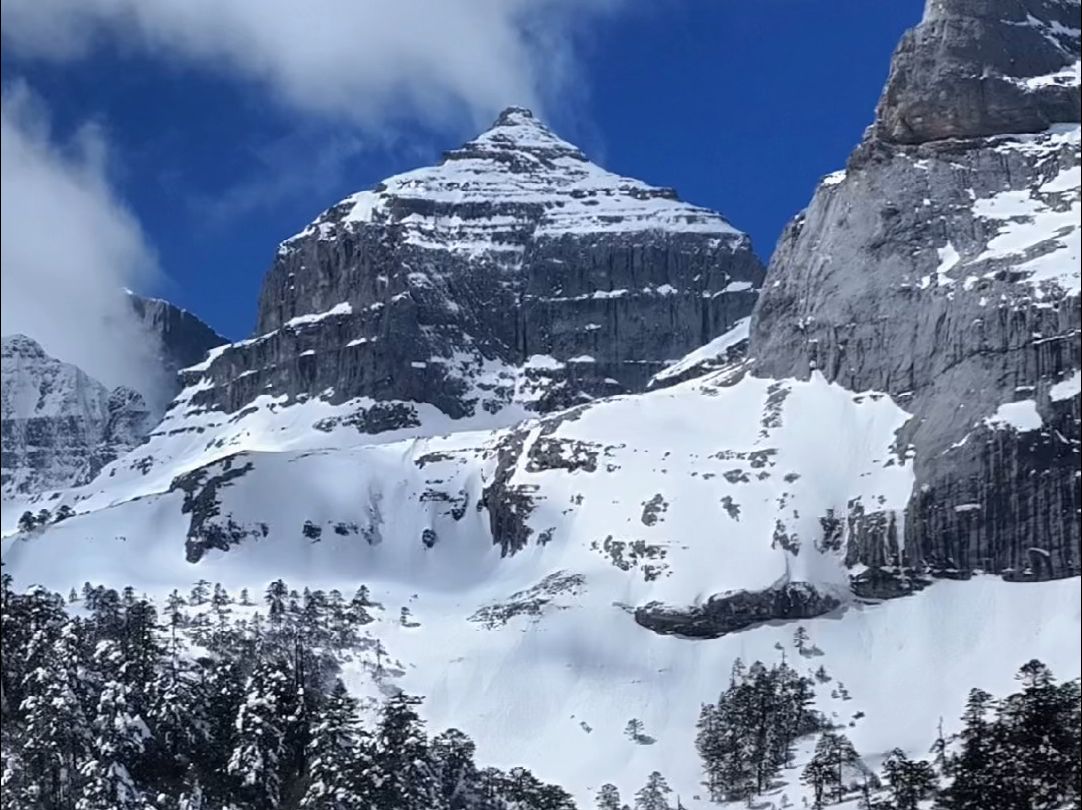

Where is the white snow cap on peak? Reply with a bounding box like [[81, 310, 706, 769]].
[[460, 105, 587, 159]]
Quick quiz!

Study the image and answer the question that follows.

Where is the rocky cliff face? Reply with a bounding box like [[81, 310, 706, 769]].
[[874, 0, 1080, 144], [186, 108, 763, 427], [1, 336, 150, 496], [750, 0, 1081, 580], [125, 291, 227, 398]]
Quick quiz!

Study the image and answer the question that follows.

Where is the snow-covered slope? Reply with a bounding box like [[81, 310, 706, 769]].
[[0, 367, 935, 804], [1, 335, 149, 497]]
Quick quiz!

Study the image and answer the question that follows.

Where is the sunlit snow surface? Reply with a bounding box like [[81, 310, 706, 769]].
[[5, 363, 1078, 805]]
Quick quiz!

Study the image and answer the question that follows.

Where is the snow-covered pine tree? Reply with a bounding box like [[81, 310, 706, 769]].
[[228, 661, 289, 809], [148, 656, 207, 789], [77, 646, 151, 810], [595, 782, 624, 810], [430, 727, 479, 809], [743, 661, 778, 793], [300, 679, 373, 809], [802, 730, 860, 806], [501, 766, 576, 810], [16, 511, 36, 533], [881, 748, 937, 810], [371, 692, 441, 809], [198, 658, 245, 805], [189, 579, 211, 607], [19, 621, 91, 810], [634, 771, 672, 810], [265, 579, 289, 627], [940, 687, 995, 808]]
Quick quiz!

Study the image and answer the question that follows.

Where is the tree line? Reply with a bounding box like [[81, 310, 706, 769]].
[[687, 628, 1079, 809], [0, 574, 576, 810]]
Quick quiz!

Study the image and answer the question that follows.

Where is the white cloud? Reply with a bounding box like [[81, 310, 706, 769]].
[[1, 0, 619, 130], [0, 84, 169, 403]]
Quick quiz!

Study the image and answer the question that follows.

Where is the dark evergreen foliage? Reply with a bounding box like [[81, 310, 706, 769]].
[[0, 576, 576, 810], [695, 657, 822, 802]]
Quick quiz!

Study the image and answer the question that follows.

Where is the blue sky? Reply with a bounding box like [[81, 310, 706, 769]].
[[1, 1, 922, 347]]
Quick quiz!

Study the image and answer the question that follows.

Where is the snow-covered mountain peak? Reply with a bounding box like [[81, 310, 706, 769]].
[[460, 105, 588, 161], [283, 107, 741, 253], [1, 333, 48, 361]]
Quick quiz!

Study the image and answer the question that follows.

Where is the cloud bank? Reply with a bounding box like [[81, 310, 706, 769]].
[[0, 85, 168, 401], [1, 0, 618, 129]]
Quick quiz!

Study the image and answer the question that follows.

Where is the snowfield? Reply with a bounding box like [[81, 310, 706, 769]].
[[4, 362, 1077, 806]]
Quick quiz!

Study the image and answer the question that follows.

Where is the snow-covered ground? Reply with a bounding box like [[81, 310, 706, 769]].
[[4, 361, 1077, 806]]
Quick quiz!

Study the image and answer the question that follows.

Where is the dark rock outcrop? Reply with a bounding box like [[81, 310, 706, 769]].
[[874, 0, 1080, 144], [634, 582, 841, 639], [169, 454, 264, 562], [125, 291, 227, 396]]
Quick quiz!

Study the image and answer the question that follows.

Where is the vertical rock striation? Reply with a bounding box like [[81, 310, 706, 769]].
[[750, 0, 1081, 579], [186, 108, 764, 425]]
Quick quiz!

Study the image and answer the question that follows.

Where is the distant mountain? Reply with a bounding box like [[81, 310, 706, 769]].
[[1, 294, 225, 497], [1, 334, 149, 496]]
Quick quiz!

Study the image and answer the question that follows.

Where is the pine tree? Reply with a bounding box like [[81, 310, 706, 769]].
[[634, 771, 672, 810], [745, 660, 778, 792], [228, 662, 288, 809], [190, 580, 211, 606], [77, 649, 151, 810], [941, 687, 995, 808], [266, 579, 289, 626], [17, 511, 36, 532], [371, 693, 440, 809], [501, 767, 575, 810], [942, 662, 1082, 810], [300, 679, 372, 809], [19, 622, 91, 810], [349, 586, 374, 626], [802, 731, 860, 806], [881, 749, 937, 810], [200, 658, 245, 806], [430, 728, 478, 809], [596, 783, 624, 810]]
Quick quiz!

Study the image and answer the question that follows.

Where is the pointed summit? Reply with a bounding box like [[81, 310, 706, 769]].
[[281, 104, 743, 254], [1, 334, 47, 360], [492, 105, 537, 126], [457, 105, 586, 162]]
